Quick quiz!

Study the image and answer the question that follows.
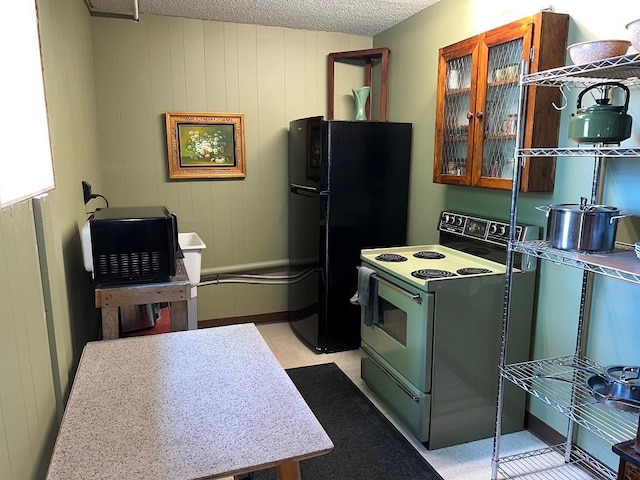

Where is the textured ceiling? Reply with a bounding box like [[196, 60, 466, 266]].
[[86, 0, 442, 36]]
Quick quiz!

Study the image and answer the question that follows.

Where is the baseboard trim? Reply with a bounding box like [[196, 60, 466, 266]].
[[198, 312, 288, 329], [525, 412, 566, 445]]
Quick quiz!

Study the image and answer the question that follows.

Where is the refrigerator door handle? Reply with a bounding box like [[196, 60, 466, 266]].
[[290, 183, 319, 195]]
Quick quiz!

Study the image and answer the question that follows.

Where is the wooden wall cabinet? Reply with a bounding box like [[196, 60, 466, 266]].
[[433, 11, 568, 192]]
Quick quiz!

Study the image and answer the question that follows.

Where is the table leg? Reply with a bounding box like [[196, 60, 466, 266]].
[[617, 458, 624, 480], [101, 306, 119, 340], [170, 300, 188, 332], [276, 461, 301, 480]]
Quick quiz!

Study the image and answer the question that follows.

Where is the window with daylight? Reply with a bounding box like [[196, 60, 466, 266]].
[[0, 0, 55, 208]]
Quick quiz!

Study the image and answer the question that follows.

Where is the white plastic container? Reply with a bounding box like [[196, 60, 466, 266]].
[[179, 232, 206, 331], [178, 232, 206, 297]]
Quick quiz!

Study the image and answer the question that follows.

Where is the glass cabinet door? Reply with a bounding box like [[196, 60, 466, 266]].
[[434, 37, 478, 186], [479, 37, 523, 182], [442, 54, 473, 179]]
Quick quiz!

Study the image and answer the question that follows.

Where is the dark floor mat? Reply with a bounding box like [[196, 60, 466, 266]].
[[247, 362, 443, 480]]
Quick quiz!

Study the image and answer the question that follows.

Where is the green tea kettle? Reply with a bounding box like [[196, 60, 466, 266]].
[[568, 82, 632, 144]]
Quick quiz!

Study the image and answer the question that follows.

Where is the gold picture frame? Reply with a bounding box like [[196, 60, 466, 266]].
[[165, 112, 246, 179]]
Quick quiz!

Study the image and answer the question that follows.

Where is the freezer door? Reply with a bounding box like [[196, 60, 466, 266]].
[[288, 116, 324, 188], [326, 121, 411, 244]]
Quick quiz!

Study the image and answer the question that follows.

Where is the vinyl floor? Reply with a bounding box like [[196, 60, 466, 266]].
[[254, 322, 548, 480]]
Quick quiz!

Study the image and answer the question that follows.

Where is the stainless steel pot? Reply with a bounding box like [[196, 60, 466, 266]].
[[586, 366, 640, 413], [554, 361, 640, 412], [536, 362, 640, 412], [603, 365, 640, 398], [536, 197, 629, 252]]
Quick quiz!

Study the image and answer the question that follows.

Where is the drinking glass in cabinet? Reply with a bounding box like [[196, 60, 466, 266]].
[[445, 158, 466, 176], [503, 115, 517, 135], [447, 69, 461, 90]]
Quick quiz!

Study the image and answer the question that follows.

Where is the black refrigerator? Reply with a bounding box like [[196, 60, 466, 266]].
[[288, 116, 412, 352]]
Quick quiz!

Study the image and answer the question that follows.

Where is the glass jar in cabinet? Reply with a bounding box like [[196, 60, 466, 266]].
[[433, 11, 568, 192]]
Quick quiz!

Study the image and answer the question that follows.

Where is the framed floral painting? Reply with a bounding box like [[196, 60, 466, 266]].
[[165, 112, 246, 179]]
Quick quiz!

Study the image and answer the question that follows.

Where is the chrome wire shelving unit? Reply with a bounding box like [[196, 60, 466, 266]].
[[522, 53, 640, 87], [502, 354, 638, 445], [491, 54, 640, 480], [519, 146, 640, 157], [512, 241, 640, 284], [498, 444, 616, 480]]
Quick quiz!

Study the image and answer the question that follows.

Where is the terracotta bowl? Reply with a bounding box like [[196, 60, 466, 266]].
[[567, 40, 631, 65], [626, 19, 640, 52]]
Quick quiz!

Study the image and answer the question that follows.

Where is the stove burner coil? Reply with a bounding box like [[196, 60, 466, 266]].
[[411, 269, 457, 279], [456, 267, 493, 275], [413, 251, 446, 260], [375, 253, 408, 262]]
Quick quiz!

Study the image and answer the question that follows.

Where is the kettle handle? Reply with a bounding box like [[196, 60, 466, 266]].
[[576, 82, 630, 112]]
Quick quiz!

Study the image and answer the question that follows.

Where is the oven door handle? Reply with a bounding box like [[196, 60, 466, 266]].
[[372, 274, 422, 304], [364, 350, 421, 403]]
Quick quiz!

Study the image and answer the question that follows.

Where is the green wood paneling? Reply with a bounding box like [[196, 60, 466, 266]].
[[1, 0, 103, 477], [0, 410, 9, 479], [284, 29, 309, 121], [0, 202, 55, 479], [0, 203, 37, 478], [92, 14, 372, 320], [204, 22, 228, 111], [236, 23, 260, 268]]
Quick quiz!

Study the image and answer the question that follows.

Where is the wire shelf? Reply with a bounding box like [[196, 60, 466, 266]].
[[498, 443, 616, 480], [512, 241, 640, 284], [517, 147, 640, 158], [522, 53, 640, 87], [502, 355, 638, 445], [493, 30, 640, 480]]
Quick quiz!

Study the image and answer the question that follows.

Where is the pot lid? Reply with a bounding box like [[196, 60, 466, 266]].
[[605, 365, 640, 387], [549, 203, 620, 213]]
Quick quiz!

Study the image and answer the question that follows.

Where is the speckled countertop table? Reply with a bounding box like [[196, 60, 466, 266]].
[[46, 324, 333, 480]]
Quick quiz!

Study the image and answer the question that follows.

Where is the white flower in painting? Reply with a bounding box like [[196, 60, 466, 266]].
[[186, 129, 228, 162]]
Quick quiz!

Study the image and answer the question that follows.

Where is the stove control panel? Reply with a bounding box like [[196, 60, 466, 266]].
[[438, 211, 536, 247]]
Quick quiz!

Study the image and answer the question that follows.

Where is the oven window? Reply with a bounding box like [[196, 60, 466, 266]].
[[376, 298, 408, 346]]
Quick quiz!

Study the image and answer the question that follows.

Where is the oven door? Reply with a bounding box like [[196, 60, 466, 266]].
[[360, 270, 433, 393]]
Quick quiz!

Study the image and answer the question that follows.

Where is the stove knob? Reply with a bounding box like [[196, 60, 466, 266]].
[[443, 214, 451, 224], [455, 217, 463, 226], [489, 224, 497, 234], [499, 225, 507, 236]]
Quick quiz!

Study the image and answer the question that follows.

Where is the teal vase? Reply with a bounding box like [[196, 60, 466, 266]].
[[352, 86, 371, 120]]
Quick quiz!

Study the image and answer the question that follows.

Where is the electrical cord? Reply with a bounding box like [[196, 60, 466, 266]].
[[86, 194, 110, 216], [91, 194, 109, 207]]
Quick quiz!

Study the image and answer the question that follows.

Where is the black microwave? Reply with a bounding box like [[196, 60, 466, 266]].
[[82, 206, 179, 284]]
